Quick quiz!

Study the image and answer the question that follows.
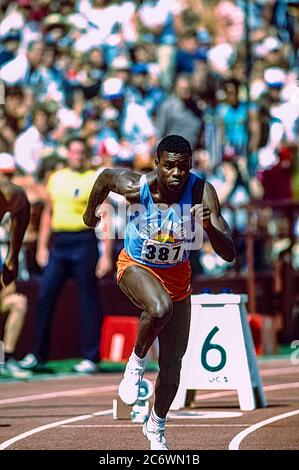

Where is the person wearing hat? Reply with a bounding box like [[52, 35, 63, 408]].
[[257, 67, 288, 165], [127, 63, 165, 117], [101, 77, 156, 170], [0, 30, 21, 67], [0, 40, 44, 89], [0, 157, 31, 378], [42, 13, 71, 48], [109, 55, 131, 85], [1, 0, 40, 52]]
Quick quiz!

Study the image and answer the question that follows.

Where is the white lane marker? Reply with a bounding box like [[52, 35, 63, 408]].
[[261, 366, 299, 376], [265, 382, 299, 391], [229, 408, 299, 450], [0, 385, 117, 406], [168, 411, 243, 419], [62, 424, 251, 428], [1, 380, 299, 407], [0, 408, 113, 450]]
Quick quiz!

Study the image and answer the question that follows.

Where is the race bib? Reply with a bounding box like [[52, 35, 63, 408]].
[[141, 239, 184, 265]]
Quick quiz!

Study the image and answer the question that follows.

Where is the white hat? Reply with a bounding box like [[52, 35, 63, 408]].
[[255, 36, 282, 57], [101, 77, 125, 100], [110, 55, 131, 70], [263, 36, 282, 51], [0, 153, 16, 173], [207, 43, 236, 74], [264, 67, 286, 88]]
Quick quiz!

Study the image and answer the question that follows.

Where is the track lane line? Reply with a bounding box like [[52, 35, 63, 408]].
[[1, 380, 299, 406], [228, 409, 299, 450], [61, 424, 251, 428], [0, 408, 113, 450], [0, 385, 117, 405]]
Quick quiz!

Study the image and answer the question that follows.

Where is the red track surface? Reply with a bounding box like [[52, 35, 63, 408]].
[[0, 358, 298, 450]]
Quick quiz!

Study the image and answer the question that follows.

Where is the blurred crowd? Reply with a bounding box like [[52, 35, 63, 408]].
[[1, 0, 299, 278]]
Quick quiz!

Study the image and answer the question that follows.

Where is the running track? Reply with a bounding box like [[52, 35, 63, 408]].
[[0, 358, 298, 450]]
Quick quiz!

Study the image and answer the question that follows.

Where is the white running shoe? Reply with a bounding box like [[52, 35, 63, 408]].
[[118, 361, 145, 405], [0, 358, 32, 379], [18, 353, 39, 370], [73, 359, 97, 373], [142, 420, 169, 450]]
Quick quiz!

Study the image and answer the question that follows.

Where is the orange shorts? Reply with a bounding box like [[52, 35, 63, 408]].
[[116, 248, 192, 303]]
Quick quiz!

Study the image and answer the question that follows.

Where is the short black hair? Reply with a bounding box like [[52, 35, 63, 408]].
[[32, 103, 53, 120], [157, 135, 192, 160], [225, 78, 240, 91], [66, 135, 87, 149], [37, 155, 67, 181], [5, 85, 24, 99]]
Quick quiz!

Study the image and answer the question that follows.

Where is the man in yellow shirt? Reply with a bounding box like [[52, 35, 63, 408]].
[[19, 137, 112, 373]]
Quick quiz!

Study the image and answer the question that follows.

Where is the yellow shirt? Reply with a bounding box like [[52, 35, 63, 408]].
[[292, 171, 299, 201], [47, 168, 97, 231]]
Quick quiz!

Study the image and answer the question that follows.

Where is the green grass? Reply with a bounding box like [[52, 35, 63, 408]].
[[0, 345, 293, 384], [257, 344, 294, 361], [44, 358, 159, 374], [0, 359, 159, 383]]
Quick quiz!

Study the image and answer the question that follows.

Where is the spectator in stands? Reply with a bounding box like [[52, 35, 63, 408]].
[[100, 77, 156, 170], [14, 103, 57, 176], [0, 40, 44, 92], [39, 43, 67, 104], [19, 137, 112, 373], [216, 78, 261, 172], [0, 29, 21, 68], [157, 74, 203, 150], [127, 63, 165, 117], [0, 86, 27, 151], [137, 0, 185, 91], [256, 68, 288, 169], [0, 0, 41, 50], [213, 0, 244, 44], [74, 0, 124, 56], [175, 31, 206, 75], [261, 145, 293, 201]]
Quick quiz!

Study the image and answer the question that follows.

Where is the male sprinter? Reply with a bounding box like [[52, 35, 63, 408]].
[[84, 135, 236, 450], [0, 181, 30, 288]]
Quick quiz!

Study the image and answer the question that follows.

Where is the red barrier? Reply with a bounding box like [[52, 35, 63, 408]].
[[100, 316, 139, 361], [248, 313, 282, 356]]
